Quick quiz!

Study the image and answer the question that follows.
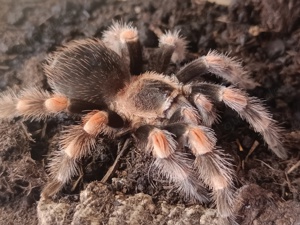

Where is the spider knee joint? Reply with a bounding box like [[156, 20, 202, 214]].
[[83, 111, 109, 136], [44, 96, 69, 112], [120, 29, 138, 43], [221, 88, 247, 111], [147, 129, 175, 159], [186, 127, 216, 155]]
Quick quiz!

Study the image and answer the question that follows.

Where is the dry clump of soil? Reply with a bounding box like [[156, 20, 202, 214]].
[[0, 0, 300, 224]]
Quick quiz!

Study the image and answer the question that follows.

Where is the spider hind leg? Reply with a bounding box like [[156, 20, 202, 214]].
[[152, 31, 188, 74], [102, 22, 143, 75], [0, 88, 69, 120]]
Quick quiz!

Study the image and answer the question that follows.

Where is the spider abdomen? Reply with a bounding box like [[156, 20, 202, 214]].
[[45, 38, 131, 107]]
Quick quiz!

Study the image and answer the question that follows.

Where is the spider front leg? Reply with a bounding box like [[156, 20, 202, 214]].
[[164, 123, 235, 217], [42, 109, 123, 198], [134, 124, 210, 203], [186, 83, 287, 159], [176, 51, 258, 89]]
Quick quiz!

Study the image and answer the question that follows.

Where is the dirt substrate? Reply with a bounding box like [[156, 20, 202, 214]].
[[0, 0, 300, 224]]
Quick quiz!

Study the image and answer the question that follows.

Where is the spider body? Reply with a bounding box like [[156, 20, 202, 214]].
[[0, 22, 287, 221]]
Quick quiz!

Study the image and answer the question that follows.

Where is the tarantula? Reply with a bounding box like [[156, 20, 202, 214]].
[[0, 22, 287, 219]]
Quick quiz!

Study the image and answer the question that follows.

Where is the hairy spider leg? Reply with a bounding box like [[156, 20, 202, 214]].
[[102, 22, 143, 75], [134, 124, 209, 203], [0, 88, 125, 198], [42, 109, 122, 198], [176, 51, 259, 89], [186, 83, 287, 159], [192, 93, 220, 127], [152, 31, 188, 73], [164, 123, 235, 218], [0, 88, 69, 120], [168, 106, 200, 124]]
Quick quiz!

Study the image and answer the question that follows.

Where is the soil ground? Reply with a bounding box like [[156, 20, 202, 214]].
[[0, 0, 300, 224]]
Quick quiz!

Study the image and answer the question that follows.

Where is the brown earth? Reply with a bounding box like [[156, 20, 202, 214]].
[[0, 0, 300, 224]]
